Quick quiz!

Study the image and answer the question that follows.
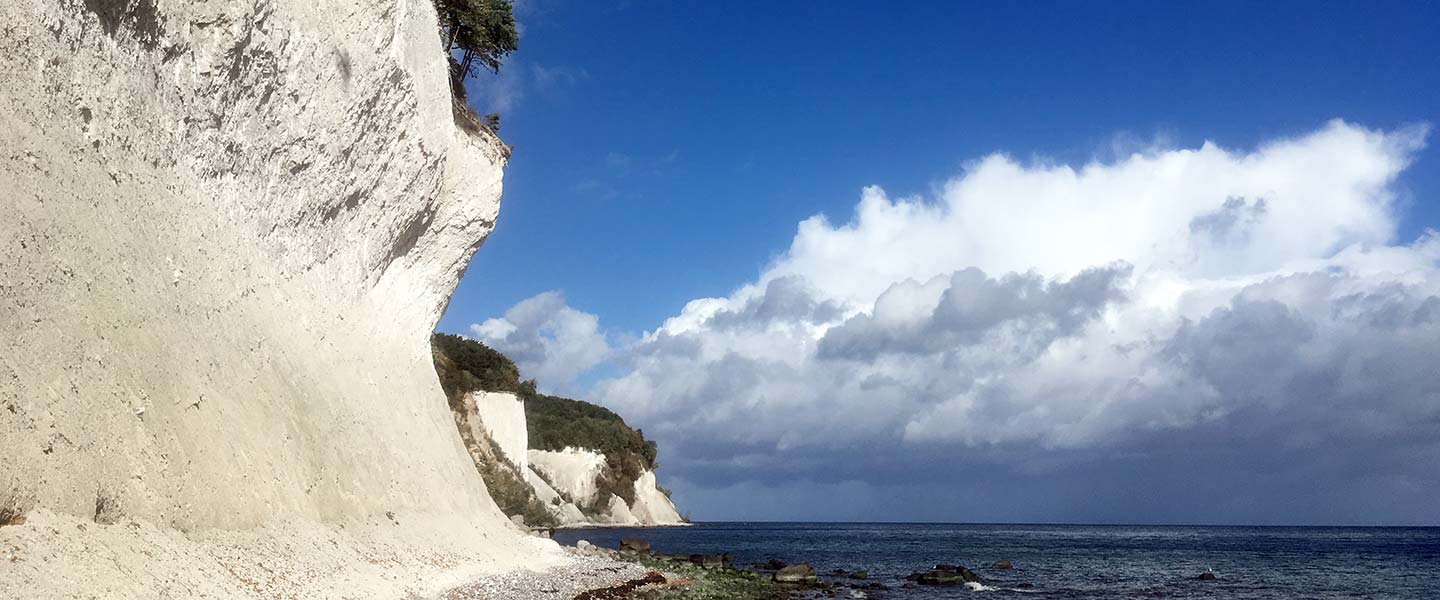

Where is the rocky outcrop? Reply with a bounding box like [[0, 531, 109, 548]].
[[619, 537, 651, 555], [908, 565, 984, 586], [774, 564, 819, 584], [528, 447, 686, 527], [0, 0, 559, 597], [630, 469, 684, 524]]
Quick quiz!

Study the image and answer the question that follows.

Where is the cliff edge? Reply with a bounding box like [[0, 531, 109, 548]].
[[0, 0, 558, 597]]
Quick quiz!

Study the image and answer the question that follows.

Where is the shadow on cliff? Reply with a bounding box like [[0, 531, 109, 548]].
[[82, 0, 164, 50]]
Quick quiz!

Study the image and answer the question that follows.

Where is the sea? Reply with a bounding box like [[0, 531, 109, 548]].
[[554, 522, 1440, 599]]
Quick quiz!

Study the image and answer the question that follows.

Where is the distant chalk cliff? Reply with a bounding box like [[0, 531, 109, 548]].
[[433, 334, 687, 528]]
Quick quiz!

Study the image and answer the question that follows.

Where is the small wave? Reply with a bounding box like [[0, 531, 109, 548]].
[[964, 582, 999, 592]]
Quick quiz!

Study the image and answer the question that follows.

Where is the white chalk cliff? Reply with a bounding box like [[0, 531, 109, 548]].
[[467, 391, 530, 474], [0, 0, 566, 597], [529, 447, 686, 527], [450, 390, 686, 527], [630, 469, 685, 524]]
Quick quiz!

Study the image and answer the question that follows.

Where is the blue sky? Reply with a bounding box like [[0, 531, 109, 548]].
[[440, 0, 1440, 336], [439, 1, 1440, 524]]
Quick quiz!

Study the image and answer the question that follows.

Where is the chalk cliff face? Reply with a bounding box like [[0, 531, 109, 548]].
[[468, 391, 530, 474], [0, 0, 558, 597], [529, 448, 686, 527], [455, 394, 685, 527], [630, 470, 684, 524]]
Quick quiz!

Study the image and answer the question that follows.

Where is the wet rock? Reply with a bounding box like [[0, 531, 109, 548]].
[[909, 565, 983, 586], [756, 558, 787, 570], [990, 559, 1013, 570], [774, 563, 818, 584], [1197, 571, 1218, 580], [618, 537, 651, 556], [847, 571, 869, 580]]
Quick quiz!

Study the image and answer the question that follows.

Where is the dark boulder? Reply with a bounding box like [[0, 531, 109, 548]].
[[1197, 571, 1218, 580], [618, 537, 651, 555], [990, 560, 1013, 570], [758, 559, 787, 570], [910, 566, 983, 586], [774, 563, 818, 584], [847, 571, 869, 580]]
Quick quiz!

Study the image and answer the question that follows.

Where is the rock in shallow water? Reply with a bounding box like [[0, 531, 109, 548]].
[[908, 565, 983, 585], [619, 537, 652, 555], [774, 563, 818, 583]]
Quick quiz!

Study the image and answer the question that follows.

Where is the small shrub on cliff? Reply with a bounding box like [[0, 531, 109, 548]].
[[93, 486, 122, 525], [1, 481, 34, 526]]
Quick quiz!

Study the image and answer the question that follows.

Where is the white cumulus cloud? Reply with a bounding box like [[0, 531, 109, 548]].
[[471, 120, 1440, 523], [471, 291, 611, 391]]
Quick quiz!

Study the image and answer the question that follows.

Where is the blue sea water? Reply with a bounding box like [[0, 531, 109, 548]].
[[554, 522, 1440, 598]]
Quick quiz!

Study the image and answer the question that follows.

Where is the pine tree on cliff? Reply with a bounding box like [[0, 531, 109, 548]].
[[435, 0, 519, 97]]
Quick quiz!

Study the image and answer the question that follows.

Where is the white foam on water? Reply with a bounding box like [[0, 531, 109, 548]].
[[964, 581, 1000, 591]]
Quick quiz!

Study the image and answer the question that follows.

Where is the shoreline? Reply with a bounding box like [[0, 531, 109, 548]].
[[438, 553, 654, 600], [552, 522, 694, 531]]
